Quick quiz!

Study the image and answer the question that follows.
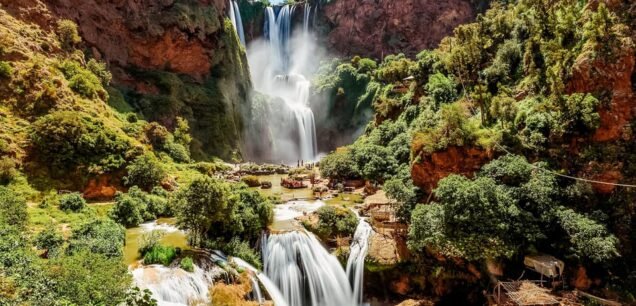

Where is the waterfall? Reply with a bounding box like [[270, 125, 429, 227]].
[[132, 264, 223, 306], [345, 220, 373, 304], [262, 231, 354, 306], [228, 0, 245, 46], [232, 257, 289, 306], [249, 4, 318, 162]]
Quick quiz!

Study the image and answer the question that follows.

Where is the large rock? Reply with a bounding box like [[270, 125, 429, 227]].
[[322, 0, 475, 58]]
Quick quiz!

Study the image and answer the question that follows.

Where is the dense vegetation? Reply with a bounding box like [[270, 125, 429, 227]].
[[317, 0, 635, 300]]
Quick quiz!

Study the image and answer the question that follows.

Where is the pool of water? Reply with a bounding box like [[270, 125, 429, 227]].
[[270, 200, 325, 232], [124, 218, 189, 266]]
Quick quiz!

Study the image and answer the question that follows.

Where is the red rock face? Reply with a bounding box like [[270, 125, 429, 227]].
[[411, 146, 493, 192], [0, 0, 228, 80], [322, 0, 475, 57], [568, 47, 635, 142]]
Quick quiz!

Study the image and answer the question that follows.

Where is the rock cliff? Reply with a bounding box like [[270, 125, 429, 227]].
[[0, 0, 252, 160], [321, 0, 475, 58]]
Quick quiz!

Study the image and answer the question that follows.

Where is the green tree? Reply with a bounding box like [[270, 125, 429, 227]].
[[425, 72, 457, 105], [68, 218, 126, 258], [320, 148, 361, 180], [313, 206, 358, 238], [124, 153, 167, 191], [44, 250, 131, 305], [556, 208, 619, 263], [59, 192, 86, 212], [173, 176, 232, 246]]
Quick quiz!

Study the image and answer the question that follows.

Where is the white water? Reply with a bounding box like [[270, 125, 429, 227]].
[[248, 4, 320, 162], [346, 219, 373, 304], [263, 231, 355, 306], [228, 0, 246, 46], [132, 264, 223, 306], [232, 257, 289, 306]]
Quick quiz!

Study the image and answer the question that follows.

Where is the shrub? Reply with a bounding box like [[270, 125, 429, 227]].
[[31, 111, 130, 173], [68, 69, 104, 99], [59, 192, 86, 212], [110, 191, 145, 227], [0, 61, 12, 78], [126, 113, 138, 123], [34, 225, 64, 258], [240, 175, 260, 187], [86, 59, 112, 85], [0, 186, 27, 229], [313, 206, 358, 238], [44, 251, 130, 305], [164, 141, 190, 163], [357, 58, 378, 74], [68, 218, 126, 258], [143, 245, 177, 266], [320, 148, 360, 180], [180, 257, 194, 272], [56, 19, 81, 50], [0, 157, 17, 185], [124, 154, 167, 191], [138, 230, 165, 256], [425, 72, 457, 105], [39, 193, 60, 208]]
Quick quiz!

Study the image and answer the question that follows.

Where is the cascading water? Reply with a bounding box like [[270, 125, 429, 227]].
[[248, 4, 318, 162], [228, 0, 245, 45], [262, 231, 355, 306], [346, 219, 373, 304]]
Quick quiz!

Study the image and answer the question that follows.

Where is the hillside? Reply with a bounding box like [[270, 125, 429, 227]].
[[317, 0, 636, 302]]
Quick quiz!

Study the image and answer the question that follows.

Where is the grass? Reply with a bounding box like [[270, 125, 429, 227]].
[[28, 202, 113, 232], [143, 244, 177, 266], [324, 193, 363, 207]]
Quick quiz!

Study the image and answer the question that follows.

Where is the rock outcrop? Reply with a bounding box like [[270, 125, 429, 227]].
[[411, 146, 494, 192], [321, 0, 475, 58]]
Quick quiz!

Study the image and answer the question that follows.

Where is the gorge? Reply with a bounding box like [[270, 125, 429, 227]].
[[0, 0, 634, 306]]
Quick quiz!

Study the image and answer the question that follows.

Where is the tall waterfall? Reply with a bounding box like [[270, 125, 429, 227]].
[[262, 231, 355, 306], [248, 4, 318, 162], [346, 220, 373, 304], [228, 0, 245, 45]]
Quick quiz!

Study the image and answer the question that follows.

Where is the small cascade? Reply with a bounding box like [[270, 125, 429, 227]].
[[262, 231, 354, 306], [132, 263, 223, 306], [346, 219, 373, 304], [232, 257, 289, 306], [228, 0, 246, 45]]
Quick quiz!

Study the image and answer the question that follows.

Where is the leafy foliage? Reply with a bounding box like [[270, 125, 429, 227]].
[[68, 218, 126, 258], [59, 192, 86, 212], [31, 111, 131, 174], [311, 206, 358, 239], [124, 153, 167, 191]]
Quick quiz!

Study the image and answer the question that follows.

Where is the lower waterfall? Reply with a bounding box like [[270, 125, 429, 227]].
[[263, 231, 355, 306], [346, 220, 373, 304]]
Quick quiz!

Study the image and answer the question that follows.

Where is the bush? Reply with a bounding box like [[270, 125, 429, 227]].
[[110, 186, 169, 227], [68, 69, 104, 99], [208, 238, 262, 270], [59, 192, 86, 212], [86, 59, 112, 85], [180, 257, 194, 272], [68, 218, 126, 258], [0, 61, 12, 78], [240, 175, 260, 187], [164, 141, 190, 163], [124, 154, 167, 191], [0, 157, 17, 185], [320, 148, 360, 180], [31, 111, 130, 173], [0, 186, 27, 229], [313, 206, 358, 238], [143, 245, 177, 266], [110, 191, 145, 227], [425, 72, 457, 105], [138, 230, 165, 256], [56, 19, 81, 50], [34, 225, 64, 258], [126, 113, 138, 123]]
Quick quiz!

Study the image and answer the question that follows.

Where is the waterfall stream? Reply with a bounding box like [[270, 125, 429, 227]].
[[228, 0, 245, 45], [249, 3, 318, 162], [263, 231, 355, 306], [346, 219, 373, 304]]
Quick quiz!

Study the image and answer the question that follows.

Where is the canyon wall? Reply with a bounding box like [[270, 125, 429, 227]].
[[320, 0, 475, 58], [0, 0, 252, 160]]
